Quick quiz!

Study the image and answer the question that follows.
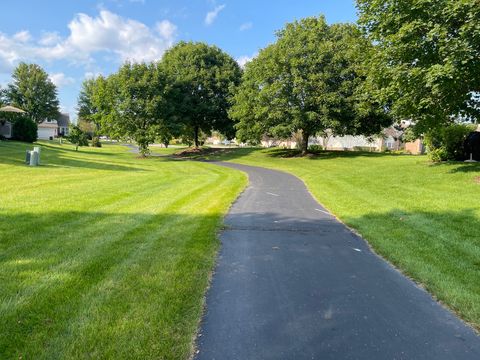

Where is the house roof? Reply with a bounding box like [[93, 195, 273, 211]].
[[57, 113, 70, 127], [38, 122, 58, 129]]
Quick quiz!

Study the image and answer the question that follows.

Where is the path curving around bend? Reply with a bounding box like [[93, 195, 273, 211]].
[[195, 162, 480, 360]]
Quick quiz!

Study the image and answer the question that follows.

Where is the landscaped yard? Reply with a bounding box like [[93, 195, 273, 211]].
[[2, 141, 479, 359], [208, 147, 480, 331], [0, 141, 246, 359]]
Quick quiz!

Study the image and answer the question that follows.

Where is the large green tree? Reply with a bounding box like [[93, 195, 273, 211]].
[[6, 63, 59, 123], [103, 62, 168, 156], [161, 41, 242, 147], [357, 0, 480, 131], [231, 16, 390, 154]]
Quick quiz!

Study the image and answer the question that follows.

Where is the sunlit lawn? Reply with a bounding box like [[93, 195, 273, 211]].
[[0, 140, 246, 359], [209, 147, 480, 330]]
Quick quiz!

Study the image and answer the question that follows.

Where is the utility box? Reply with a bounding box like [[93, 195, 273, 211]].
[[33, 146, 41, 165], [25, 150, 31, 164], [29, 150, 39, 166]]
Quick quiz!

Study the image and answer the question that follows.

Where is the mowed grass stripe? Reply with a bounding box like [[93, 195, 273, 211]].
[[0, 176, 221, 307]]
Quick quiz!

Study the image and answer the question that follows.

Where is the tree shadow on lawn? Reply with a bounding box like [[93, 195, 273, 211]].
[[38, 142, 121, 157], [263, 148, 407, 159], [0, 210, 225, 359], [175, 146, 411, 162], [0, 142, 149, 172], [439, 162, 480, 174]]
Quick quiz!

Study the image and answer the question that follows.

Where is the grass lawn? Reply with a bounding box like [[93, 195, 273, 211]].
[[207, 147, 480, 330], [0, 140, 246, 359]]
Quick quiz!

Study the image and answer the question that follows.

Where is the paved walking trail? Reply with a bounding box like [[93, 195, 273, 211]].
[[195, 162, 480, 360]]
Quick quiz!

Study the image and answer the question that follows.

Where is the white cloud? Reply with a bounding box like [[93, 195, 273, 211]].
[[239, 22, 253, 31], [39, 32, 62, 46], [205, 4, 226, 26], [65, 10, 176, 62], [13, 30, 32, 43], [156, 20, 177, 43], [0, 10, 178, 74], [84, 71, 103, 80], [50, 72, 75, 87], [236, 53, 257, 68]]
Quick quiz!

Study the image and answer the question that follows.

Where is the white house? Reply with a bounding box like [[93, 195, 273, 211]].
[[37, 119, 58, 140], [37, 113, 70, 140], [260, 126, 405, 152]]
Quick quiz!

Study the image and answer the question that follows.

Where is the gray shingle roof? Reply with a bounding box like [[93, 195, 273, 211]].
[[57, 113, 70, 127]]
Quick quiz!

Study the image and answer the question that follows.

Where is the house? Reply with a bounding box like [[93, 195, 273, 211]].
[[260, 127, 403, 152], [257, 123, 431, 153], [37, 119, 58, 140], [404, 139, 425, 154], [1, 112, 71, 140], [37, 113, 71, 140]]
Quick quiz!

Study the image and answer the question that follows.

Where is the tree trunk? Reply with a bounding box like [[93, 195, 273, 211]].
[[194, 126, 199, 148], [301, 131, 309, 156]]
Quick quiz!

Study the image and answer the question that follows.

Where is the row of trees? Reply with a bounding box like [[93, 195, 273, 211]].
[[77, 1, 479, 156], [78, 42, 241, 156]]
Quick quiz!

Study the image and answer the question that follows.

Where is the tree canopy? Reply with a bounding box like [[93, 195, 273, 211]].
[[161, 41, 242, 147], [103, 62, 169, 156], [357, 0, 480, 132], [231, 16, 391, 153], [6, 63, 59, 124]]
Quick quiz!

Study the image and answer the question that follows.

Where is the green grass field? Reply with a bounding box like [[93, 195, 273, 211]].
[[207, 147, 480, 330], [0, 141, 246, 359]]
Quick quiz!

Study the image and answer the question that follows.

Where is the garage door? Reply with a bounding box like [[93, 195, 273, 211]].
[[38, 128, 55, 140]]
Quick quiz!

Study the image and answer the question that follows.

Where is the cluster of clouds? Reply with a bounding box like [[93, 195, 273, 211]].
[[0, 4, 254, 90], [0, 10, 178, 82]]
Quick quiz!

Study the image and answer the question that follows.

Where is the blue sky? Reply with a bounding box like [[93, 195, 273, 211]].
[[0, 0, 357, 121]]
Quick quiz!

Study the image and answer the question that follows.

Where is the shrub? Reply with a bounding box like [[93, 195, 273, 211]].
[[308, 144, 323, 152], [428, 148, 448, 162], [424, 124, 475, 162], [12, 117, 38, 143], [67, 125, 89, 151], [91, 136, 102, 147]]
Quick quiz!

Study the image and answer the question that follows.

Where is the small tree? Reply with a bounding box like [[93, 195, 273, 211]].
[[67, 125, 88, 151], [6, 63, 60, 124]]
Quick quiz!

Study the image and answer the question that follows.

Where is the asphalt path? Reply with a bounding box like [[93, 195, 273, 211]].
[[195, 162, 480, 360]]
